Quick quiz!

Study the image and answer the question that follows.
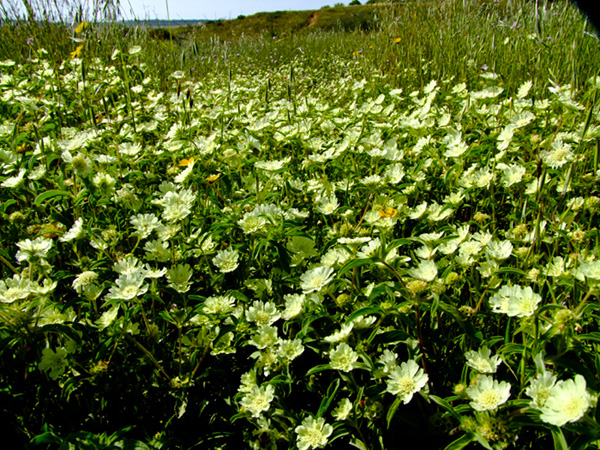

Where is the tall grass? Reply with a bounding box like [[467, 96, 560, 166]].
[[0, 0, 598, 95]]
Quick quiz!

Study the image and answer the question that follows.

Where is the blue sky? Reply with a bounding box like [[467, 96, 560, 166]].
[[120, 0, 352, 21]]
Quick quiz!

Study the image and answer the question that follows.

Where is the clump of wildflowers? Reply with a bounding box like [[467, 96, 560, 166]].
[[295, 416, 333, 450]]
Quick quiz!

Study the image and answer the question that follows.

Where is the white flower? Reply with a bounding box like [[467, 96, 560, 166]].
[[315, 194, 339, 215], [329, 342, 359, 372], [295, 416, 333, 450], [254, 157, 290, 171], [408, 260, 438, 282], [324, 323, 354, 343], [248, 325, 280, 350], [93, 172, 116, 196], [1, 168, 26, 188], [300, 266, 335, 294], [541, 140, 573, 169], [16, 237, 53, 263], [320, 247, 352, 267], [72, 270, 98, 294], [245, 301, 280, 326], [544, 256, 567, 277], [282, 293, 306, 319], [485, 240, 513, 261], [240, 384, 275, 418], [409, 202, 428, 220], [332, 398, 353, 421], [499, 163, 526, 187], [573, 260, 600, 285], [203, 295, 236, 315], [113, 255, 144, 277], [130, 213, 160, 239], [386, 360, 429, 404], [377, 349, 399, 375], [238, 211, 268, 234], [96, 305, 120, 330], [517, 80, 533, 98], [538, 375, 592, 427], [161, 188, 196, 222], [385, 164, 405, 184], [466, 375, 511, 411], [212, 248, 240, 273], [277, 339, 305, 361], [489, 284, 542, 317], [0, 274, 38, 303], [526, 371, 557, 410], [465, 346, 502, 374], [166, 264, 193, 293], [106, 274, 148, 301], [144, 239, 171, 262], [60, 218, 84, 242]]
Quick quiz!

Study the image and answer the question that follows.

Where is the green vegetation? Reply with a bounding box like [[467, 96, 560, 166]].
[[1, 0, 600, 449]]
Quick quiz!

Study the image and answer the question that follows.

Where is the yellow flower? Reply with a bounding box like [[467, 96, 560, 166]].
[[74, 22, 88, 33], [393, 37, 401, 44], [178, 157, 195, 166], [205, 173, 221, 183], [379, 207, 397, 218], [70, 44, 83, 59]]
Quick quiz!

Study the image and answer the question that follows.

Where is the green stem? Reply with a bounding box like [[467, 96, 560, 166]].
[[126, 334, 171, 381], [0, 253, 19, 275]]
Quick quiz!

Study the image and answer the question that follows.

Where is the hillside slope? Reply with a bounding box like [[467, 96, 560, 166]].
[[177, 4, 384, 40]]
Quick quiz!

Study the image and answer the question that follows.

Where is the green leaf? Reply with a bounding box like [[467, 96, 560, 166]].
[[346, 307, 381, 324], [1, 198, 16, 212], [34, 189, 72, 206], [444, 433, 475, 450], [578, 333, 600, 343], [472, 432, 494, 450], [495, 267, 528, 277], [551, 427, 569, 450], [429, 395, 463, 422], [30, 432, 62, 445], [349, 438, 368, 450], [119, 439, 152, 450], [337, 258, 375, 278], [317, 378, 340, 418], [371, 329, 410, 345], [386, 396, 402, 428], [74, 188, 89, 207], [306, 364, 332, 376]]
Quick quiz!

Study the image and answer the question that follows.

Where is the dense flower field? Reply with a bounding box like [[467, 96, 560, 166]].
[[1, 30, 600, 449]]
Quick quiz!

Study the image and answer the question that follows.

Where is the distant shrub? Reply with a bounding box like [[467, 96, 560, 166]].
[[337, 11, 379, 32], [349, 0, 362, 5]]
